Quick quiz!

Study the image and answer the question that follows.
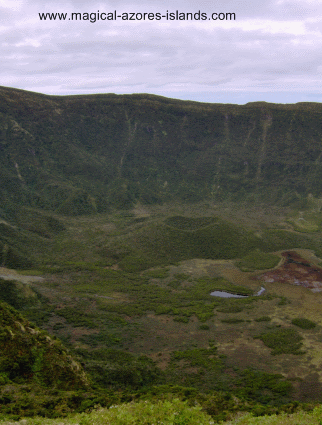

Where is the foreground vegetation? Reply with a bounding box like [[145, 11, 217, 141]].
[[0, 401, 321, 424]]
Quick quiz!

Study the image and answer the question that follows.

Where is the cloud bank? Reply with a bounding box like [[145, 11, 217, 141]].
[[1, 0, 321, 103]]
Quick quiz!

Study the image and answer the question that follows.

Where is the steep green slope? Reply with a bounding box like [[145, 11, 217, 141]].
[[1, 86, 322, 218], [0, 301, 127, 419], [0, 301, 89, 389]]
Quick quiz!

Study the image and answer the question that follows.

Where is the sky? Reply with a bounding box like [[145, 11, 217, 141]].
[[1, 0, 322, 104]]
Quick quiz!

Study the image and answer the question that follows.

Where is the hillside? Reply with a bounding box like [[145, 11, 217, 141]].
[[2, 86, 322, 268], [0, 300, 105, 418], [0, 300, 88, 388], [1, 86, 322, 219], [1, 87, 322, 422]]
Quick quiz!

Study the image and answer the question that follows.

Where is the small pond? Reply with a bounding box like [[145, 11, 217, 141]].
[[210, 287, 265, 298]]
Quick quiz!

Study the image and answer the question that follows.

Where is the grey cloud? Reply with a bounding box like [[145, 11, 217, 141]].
[[0, 0, 321, 102]]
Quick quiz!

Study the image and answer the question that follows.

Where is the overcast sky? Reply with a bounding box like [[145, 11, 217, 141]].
[[1, 0, 321, 104]]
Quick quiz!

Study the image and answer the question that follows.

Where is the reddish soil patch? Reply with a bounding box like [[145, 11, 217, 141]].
[[257, 251, 322, 292]]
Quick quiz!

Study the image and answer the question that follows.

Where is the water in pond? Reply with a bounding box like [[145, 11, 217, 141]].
[[256, 287, 266, 296], [210, 287, 265, 298]]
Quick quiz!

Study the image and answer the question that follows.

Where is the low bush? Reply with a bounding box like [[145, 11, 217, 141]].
[[199, 324, 210, 330], [217, 305, 243, 313], [221, 318, 245, 323], [236, 249, 280, 272], [170, 347, 219, 369], [174, 273, 189, 280], [55, 307, 98, 328], [255, 328, 304, 355], [235, 369, 293, 404], [168, 280, 181, 289], [255, 316, 271, 322], [291, 318, 316, 329], [278, 297, 289, 306], [173, 316, 190, 323], [144, 268, 170, 279]]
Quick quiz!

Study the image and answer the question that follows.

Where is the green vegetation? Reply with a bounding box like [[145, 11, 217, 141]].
[[291, 318, 317, 329], [277, 296, 290, 306], [117, 218, 264, 271], [165, 216, 217, 230], [143, 267, 170, 279], [2, 87, 322, 221], [174, 316, 190, 323], [287, 211, 322, 233], [55, 307, 98, 328], [0, 226, 34, 269], [0, 403, 321, 425], [255, 328, 304, 355], [199, 324, 210, 330], [0, 208, 321, 419], [0, 301, 89, 390], [0, 208, 65, 269], [2, 87, 322, 267], [217, 305, 244, 313], [1, 205, 321, 419], [76, 349, 160, 390], [255, 316, 271, 322], [2, 87, 322, 422], [99, 214, 322, 273], [237, 249, 280, 272], [0, 399, 214, 424], [1, 90, 322, 416], [227, 406, 322, 424], [74, 398, 214, 424], [0, 279, 39, 310], [221, 318, 245, 323]]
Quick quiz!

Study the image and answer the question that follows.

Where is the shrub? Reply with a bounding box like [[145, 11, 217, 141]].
[[55, 307, 97, 328], [217, 305, 243, 313], [255, 328, 304, 355], [291, 318, 316, 329], [236, 249, 280, 272], [76, 399, 214, 424], [174, 273, 189, 281], [196, 312, 214, 322], [168, 280, 181, 289], [221, 318, 244, 324], [278, 297, 289, 306], [119, 253, 156, 272], [174, 316, 190, 323], [199, 324, 210, 330], [144, 268, 170, 279], [255, 316, 271, 322]]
